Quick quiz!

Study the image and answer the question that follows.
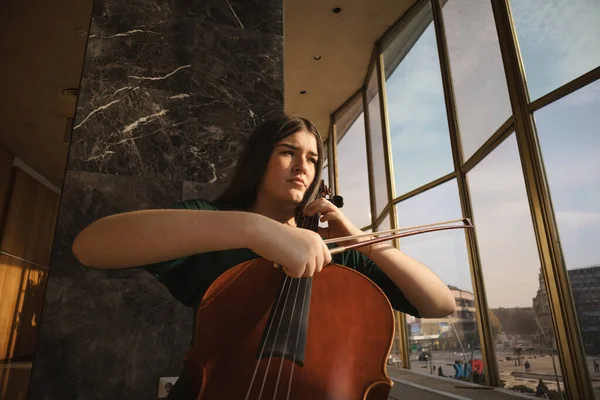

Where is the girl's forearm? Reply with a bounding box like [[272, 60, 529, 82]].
[[362, 243, 456, 318]]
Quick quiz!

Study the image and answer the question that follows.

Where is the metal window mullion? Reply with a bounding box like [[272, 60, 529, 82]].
[[461, 117, 514, 174], [362, 62, 378, 228], [491, 1, 594, 398], [330, 116, 340, 195], [529, 65, 600, 112], [375, 52, 397, 244], [391, 171, 456, 205], [375, 44, 411, 370], [328, 138, 335, 194], [372, 203, 391, 229], [431, 0, 501, 387]]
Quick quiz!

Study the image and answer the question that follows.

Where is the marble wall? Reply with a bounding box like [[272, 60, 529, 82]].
[[29, 0, 282, 398]]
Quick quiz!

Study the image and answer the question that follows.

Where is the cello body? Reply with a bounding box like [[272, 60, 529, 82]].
[[183, 258, 396, 400]]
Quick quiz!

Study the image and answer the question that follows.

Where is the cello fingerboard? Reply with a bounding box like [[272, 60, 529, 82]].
[[256, 275, 312, 367]]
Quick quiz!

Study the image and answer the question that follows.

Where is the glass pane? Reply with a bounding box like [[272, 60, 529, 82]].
[[468, 134, 564, 396], [442, 0, 512, 160], [510, 0, 600, 101], [384, 1, 454, 196], [366, 65, 389, 219], [394, 180, 482, 383], [535, 80, 600, 398], [336, 113, 371, 229], [375, 211, 390, 233]]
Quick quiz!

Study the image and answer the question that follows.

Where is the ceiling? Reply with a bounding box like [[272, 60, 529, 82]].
[[0, 0, 415, 188], [284, 0, 415, 138], [0, 0, 93, 188]]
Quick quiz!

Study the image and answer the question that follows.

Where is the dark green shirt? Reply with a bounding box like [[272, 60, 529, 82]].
[[141, 198, 420, 399], [142, 198, 420, 316]]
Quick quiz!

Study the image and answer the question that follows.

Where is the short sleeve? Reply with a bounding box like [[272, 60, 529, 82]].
[[141, 198, 216, 280], [331, 248, 421, 318]]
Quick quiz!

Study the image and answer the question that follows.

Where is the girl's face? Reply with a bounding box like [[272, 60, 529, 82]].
[[260, 130, 319, 207]]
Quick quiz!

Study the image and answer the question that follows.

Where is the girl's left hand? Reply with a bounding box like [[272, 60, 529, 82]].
[[303, 198, 371, 251]]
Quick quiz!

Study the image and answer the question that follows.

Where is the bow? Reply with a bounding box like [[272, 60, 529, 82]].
[[326, 218, 473, 255]]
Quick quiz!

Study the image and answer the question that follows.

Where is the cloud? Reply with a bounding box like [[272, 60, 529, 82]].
[[510, 0, 600, 99], [385, 23, 448, 142], [555, 211, 600, 229], [391, 128, 448, 149], [442, 0, 513, 158], [467, 135, 525, 195], [560, 83, 600, 107], [400, 231, 472, 291], [544, 155, 600, 189], [475, 214, 544, 309], [337, 114, 373, 228], [464, 134, 547, 308]]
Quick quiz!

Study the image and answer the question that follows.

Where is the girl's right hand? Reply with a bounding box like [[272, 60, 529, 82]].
[[249, 218, 332, 278]]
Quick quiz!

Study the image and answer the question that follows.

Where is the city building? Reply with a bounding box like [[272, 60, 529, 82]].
[[409, 286, 477, 350], [570, 266, 600, 354], [535, 266, 600, 354]]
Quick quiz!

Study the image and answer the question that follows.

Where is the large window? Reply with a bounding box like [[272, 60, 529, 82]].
[[441, 0, 512, 160], [468, 134, 563, 394], [383, 2, 454, 197], [510, 0, 600, 101], [336, 113, 371, 229], [535, 79, 600, 398], [395, 180, 480, 381], [326, 0, 599, 396]]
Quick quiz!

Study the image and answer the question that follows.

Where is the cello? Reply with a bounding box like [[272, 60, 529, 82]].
[[183, 181, 472, 399]]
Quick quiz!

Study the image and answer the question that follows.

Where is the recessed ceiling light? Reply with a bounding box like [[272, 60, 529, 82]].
[[58, 87, 79, 100], [313, 55, 322, 61], [300, 90, 307, 94], [332, 7, 342, 14]]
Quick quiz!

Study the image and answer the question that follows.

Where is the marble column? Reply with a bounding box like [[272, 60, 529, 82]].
[[29, 0, 282, 398]]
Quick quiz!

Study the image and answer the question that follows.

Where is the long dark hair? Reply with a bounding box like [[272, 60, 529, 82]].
[[212, 114, 324, 222]]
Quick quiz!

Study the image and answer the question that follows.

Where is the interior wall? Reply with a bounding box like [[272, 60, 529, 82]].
[[0, 146, 14, 234], [0, 166, 60, 399], [27, 0, 283, 398]]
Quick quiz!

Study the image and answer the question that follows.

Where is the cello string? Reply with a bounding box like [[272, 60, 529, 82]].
[[254, 194, 322, 399], [286, 266, 310, 399], [272, 276, 302, 399], [257, 272, 296, 399], [285, 211, 319, 399], [245, 275, 291, 400], [258, 210, 313, 399]]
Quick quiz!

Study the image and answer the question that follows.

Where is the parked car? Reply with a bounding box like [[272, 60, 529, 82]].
[[418, 351, 430, 361]]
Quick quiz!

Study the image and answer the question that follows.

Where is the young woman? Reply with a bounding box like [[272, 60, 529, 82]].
[[72, 114, 455, 398]]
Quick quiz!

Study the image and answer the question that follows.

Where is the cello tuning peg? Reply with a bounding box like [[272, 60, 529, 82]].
[[332, 195, 343, 208]]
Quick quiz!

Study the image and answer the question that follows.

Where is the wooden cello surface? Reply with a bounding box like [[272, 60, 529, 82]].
[[183, 258, 396, 400]]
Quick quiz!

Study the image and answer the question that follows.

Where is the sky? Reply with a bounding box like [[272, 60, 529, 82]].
[[333, 0, 600, 310]]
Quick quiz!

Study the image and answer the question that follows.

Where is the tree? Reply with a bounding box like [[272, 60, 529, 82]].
[[489, 310, 502, 336], [492, 307, 537, 336]]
